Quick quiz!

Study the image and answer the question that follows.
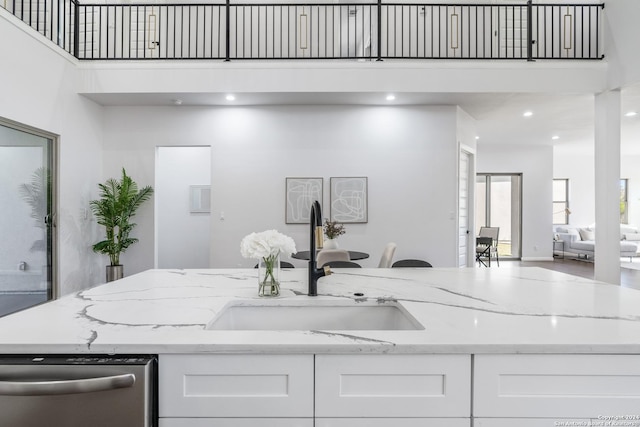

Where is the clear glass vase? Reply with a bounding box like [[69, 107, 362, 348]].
[[258, 253, 280, 297]]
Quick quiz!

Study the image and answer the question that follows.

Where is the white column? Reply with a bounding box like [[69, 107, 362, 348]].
[[594, 90, 621, 285]]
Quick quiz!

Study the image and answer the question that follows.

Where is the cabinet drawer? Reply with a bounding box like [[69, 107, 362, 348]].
[[474, 354, 640, 418], [159, 354, 313, 418], [315, 354, 471, 417], [160, 418, 313, 427], [316, 418, 470, 427], [474, 419, 591, 427]]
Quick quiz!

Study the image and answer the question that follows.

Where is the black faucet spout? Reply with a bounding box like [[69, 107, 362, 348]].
[[308, 200, 330, 296]]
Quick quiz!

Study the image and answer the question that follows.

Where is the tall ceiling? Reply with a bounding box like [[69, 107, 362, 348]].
[[88, 83, 640, 156]]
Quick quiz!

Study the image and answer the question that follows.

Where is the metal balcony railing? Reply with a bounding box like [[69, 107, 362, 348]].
[[3, 0, 78, 55], [2, 1, 604, 61]]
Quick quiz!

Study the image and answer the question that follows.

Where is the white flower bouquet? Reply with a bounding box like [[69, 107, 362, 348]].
[[240, 230, 296, 296]]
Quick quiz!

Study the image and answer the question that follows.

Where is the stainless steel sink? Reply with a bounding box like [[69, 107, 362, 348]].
[[206, 300, 424, 331]]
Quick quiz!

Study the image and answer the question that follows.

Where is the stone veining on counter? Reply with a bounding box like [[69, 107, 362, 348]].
[[0, 267, 639, 354]]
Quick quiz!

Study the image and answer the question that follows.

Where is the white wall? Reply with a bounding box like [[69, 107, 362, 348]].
[[604, 0, 640, 88], [477, 144, 554, 261], [156, 146, 211, 269], [0, 9, 104, 295], [102, 105, 461, 270]]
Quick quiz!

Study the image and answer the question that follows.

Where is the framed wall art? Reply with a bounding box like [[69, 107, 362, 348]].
[[330, 176, 368, 223], [285, 177, 323, 224]]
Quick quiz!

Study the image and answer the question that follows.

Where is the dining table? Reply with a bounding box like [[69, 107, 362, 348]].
[[291, 250, 370, 261]]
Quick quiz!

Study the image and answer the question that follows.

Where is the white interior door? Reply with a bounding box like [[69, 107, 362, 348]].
[[155, 146, 211, 269], [458, 150, 472, 267]]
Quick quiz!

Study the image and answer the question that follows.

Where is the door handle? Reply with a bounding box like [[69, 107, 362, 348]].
[[0, 373, 135, 396], [44, 213, 57, 227]]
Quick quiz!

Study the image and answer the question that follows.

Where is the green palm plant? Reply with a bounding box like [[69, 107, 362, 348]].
[[90, 168, 153, 266]]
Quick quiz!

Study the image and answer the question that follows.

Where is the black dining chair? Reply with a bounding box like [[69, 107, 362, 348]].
[[391, 259, 433, 268], [478, 226, 500, 266], [323, 260, 361, 268], [475, 237, 493, 267]]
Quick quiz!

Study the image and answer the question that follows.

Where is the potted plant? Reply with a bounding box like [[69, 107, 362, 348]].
[[90, 168, 153, 282], [323, 219, 346, 249]]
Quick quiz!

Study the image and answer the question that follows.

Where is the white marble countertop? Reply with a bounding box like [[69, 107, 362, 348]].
[[1, 267, 639, 354]]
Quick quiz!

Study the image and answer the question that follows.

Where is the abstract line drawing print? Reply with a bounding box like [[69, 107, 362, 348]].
[[285, 177, 323, 223], [330, 177, 368, 223]]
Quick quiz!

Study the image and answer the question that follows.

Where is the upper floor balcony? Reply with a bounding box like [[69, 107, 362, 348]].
[[4, 0, 604, 62]]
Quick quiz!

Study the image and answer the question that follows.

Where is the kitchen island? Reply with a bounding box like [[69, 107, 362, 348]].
[[0, 267, 638, 354], [1, 267, 639, 426]]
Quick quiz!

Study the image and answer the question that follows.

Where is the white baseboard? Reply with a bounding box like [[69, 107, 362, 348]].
[[521, 257, 555, 262]]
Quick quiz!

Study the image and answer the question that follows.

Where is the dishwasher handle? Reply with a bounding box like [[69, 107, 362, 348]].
[[0, 373, 135, 396]]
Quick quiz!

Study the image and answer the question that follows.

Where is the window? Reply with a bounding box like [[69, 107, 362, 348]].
[[621, 179, 629, 224], [553, 179, 570, 225]]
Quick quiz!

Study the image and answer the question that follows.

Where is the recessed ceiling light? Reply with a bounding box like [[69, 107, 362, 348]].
[[551, 135, 560, 140], [173, 99, 183, 106], [625, 111, 637, 117], [386, 95, 396, 101], [475, 136, 480, 140], [226, 94, 236, 101], [523, 111, 533, 117]]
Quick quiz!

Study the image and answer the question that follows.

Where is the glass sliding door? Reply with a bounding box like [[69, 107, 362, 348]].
[[476, 173, 522, 259], [0, 120, 56, 317]]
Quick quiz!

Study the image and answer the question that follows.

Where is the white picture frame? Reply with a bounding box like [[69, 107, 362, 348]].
[[285, 177, 323, 224], [330, 177, 368, 223]]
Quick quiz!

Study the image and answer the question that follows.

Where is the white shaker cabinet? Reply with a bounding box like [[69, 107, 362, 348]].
[[474, 354, 640, 423], [160, 354, 471, 426], [315, 419, 470, 427], [159, 354, 314, 422], [315, 354, 471, 423], [160, 419, 313, 427], [161, 353, 640, 426], [474, 419, 593, 427]]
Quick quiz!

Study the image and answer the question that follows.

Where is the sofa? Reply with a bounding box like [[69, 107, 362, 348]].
[[554, 226, 640, 260]]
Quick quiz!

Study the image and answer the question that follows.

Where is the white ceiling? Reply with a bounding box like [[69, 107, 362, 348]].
[[86, 82, 640, 155]]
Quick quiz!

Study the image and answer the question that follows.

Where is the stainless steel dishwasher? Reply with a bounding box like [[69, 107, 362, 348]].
[[0, 355, 157, 427]]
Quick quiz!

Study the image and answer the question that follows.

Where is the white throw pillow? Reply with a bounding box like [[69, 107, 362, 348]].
[[624, 233, 640, 241], [579, 228, 595, 241]]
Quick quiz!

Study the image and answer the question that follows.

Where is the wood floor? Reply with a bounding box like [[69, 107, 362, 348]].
[[503, 258, 640, 291]]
